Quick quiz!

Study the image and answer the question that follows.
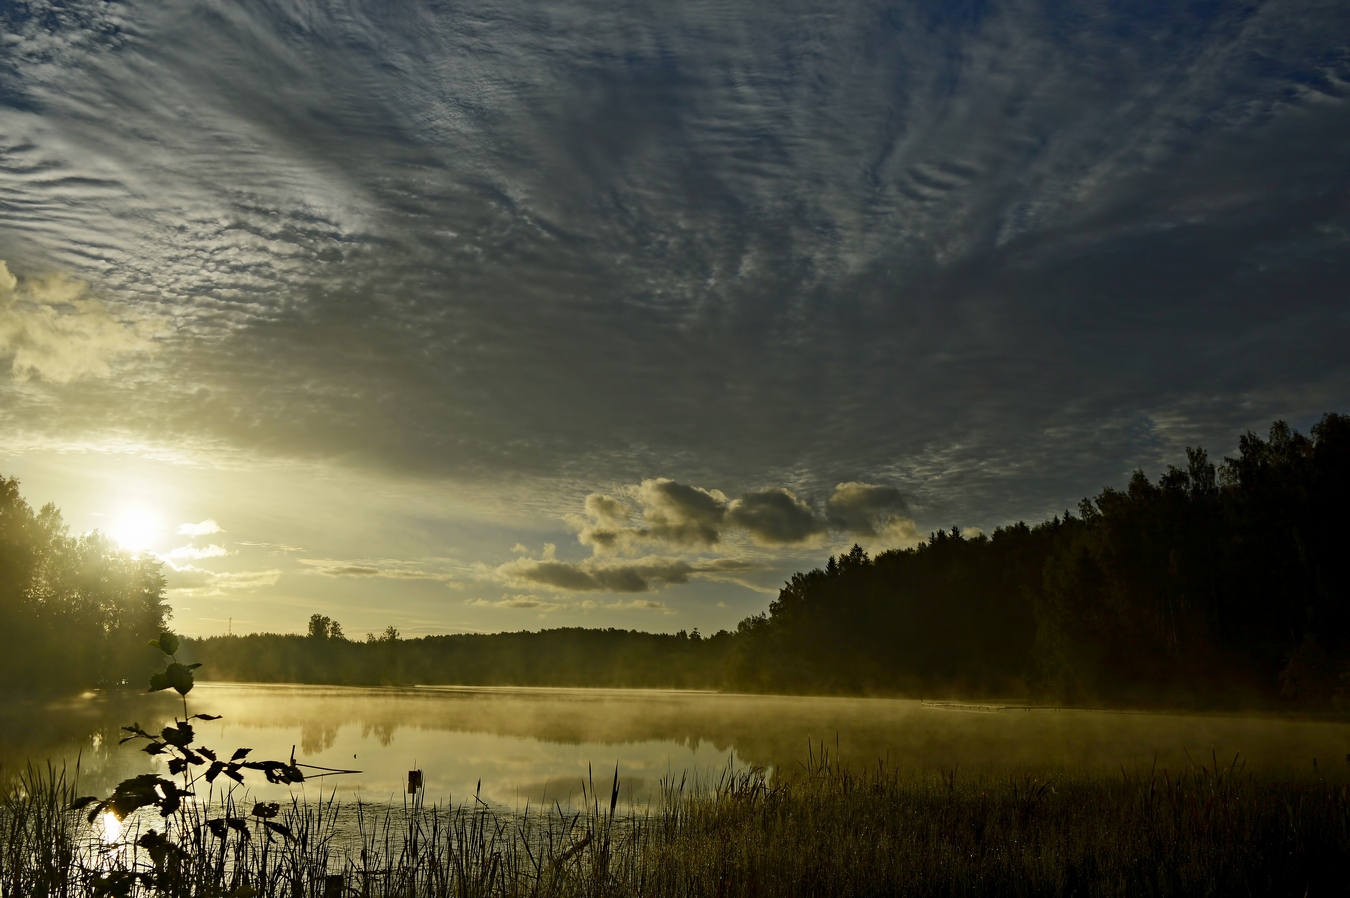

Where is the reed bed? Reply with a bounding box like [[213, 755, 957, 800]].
[[2, 752, 1344, 897]]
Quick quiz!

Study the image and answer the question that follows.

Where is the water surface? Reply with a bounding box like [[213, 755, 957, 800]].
[[5, 684, 1348, 810]]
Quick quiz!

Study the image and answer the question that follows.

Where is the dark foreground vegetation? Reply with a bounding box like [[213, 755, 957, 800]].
[[2, 754, 1344, 897]]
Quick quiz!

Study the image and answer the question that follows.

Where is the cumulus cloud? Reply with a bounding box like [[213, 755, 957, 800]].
[[566, 477, 915, 553], [0, 262, 156, 383], [178, 520, 223, 536], [825, 482, 921, 547], [635, 479, 729, 546], [726, 487, 828, 546]]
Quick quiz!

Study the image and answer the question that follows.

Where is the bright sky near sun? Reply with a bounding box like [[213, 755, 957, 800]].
[[1, 0, 1348, 636]]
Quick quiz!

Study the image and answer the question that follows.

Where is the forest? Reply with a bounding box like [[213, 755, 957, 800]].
[[0, 477, 168, 693], [729, 413, 1350, 706], [2, 413, 1347, 709]]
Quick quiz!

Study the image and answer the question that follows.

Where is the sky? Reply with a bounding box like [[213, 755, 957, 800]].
[[1, 0, 1348, 638]]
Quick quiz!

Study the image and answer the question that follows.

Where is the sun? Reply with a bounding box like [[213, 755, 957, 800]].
[[108, 506, 165, 554]]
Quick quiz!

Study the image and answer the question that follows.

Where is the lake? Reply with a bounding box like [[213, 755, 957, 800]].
[[5, 683, 1348, 812]]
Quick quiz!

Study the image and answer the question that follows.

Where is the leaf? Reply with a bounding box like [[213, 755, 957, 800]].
[[228, 885, 259, 898], [198, 747, 217, 761], [230, 747, 251, 761], [251, 801, 280, 819], [205, 817, 228, 839], [244, 760, 305, 784], [157, 632, 180, 656], [263, 820, 294, 840], [168, 757, 187, 775], [148, 671, 171, 693], [186, 662, 202, 670], [100, 774, 179, 822], [192, 713, 221, 721], [68, 795, 99, 812], [141, 742, 166, 756], [160, 722, 194, 748], [204, 761, 225, 784], [165, 662, 194, 696]]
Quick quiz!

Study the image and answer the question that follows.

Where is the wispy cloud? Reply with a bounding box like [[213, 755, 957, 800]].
[[492, 543, 756, 594], [298, 558, 454, 581], [178, 520, 223, 536], [165, 565, 283, 597], [163, 544, 230, 561]]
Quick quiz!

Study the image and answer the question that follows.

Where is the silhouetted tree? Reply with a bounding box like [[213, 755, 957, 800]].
[[0, 476, 168, 692]]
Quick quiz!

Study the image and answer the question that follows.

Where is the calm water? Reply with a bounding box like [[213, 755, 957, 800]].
[[5, 684, 1349, 811]]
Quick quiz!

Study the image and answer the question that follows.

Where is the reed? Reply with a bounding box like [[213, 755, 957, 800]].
[[2, 751, 1344, 897]]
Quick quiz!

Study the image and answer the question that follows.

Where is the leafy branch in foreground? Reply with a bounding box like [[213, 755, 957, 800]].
[[67, 630, 354, 897]]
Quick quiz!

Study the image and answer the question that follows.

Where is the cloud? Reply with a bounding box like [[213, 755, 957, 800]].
[[726, 487, 828, 546], [494, 545, 756, 594], [178, 520, 223, 536], [607, 598, 669, 612], [298, 559, 449, 580], [164, 565, 282, 596], [0, 262, 157, 383], [3, 0, 1347, 596], [467, 593, 667, 614], [163, 544, 230, 561], [823, 482, 921, 548], [567, 478, 915, 553], [635, 479, 729, 546], [468, 593, 569, 612]]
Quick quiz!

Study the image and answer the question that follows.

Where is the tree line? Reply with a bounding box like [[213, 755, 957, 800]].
[[0, 477, 168, 693], [186, 626, 734, 690], [728, 414, 1350, 707]]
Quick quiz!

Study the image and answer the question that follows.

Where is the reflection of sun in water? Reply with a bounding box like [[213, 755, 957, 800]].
[[100, 811, 121, 845], [109, 506, 164, 553]]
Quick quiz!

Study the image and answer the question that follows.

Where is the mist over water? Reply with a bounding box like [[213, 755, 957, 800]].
[[5, 684, 1349, 813]]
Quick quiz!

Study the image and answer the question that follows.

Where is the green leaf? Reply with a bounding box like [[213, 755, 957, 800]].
[[148, 671, 171, 693], [157, 632, 179, 656], [165, 662, 194, 696]]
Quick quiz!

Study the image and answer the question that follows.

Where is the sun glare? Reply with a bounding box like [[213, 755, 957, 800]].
[[109, 506, 164, 553], [100, 811, 122, 845]]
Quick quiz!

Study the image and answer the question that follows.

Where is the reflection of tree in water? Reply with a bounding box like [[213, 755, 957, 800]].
[[361, 720, 397, 747], [300, 720, 340, 755]]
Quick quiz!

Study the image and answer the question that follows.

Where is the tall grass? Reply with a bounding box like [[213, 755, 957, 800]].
[[2, 752, 1344, 896]]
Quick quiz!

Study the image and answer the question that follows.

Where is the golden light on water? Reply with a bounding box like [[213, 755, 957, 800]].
[[100, 811, 121, 845], [108, 505, 164, 553]]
